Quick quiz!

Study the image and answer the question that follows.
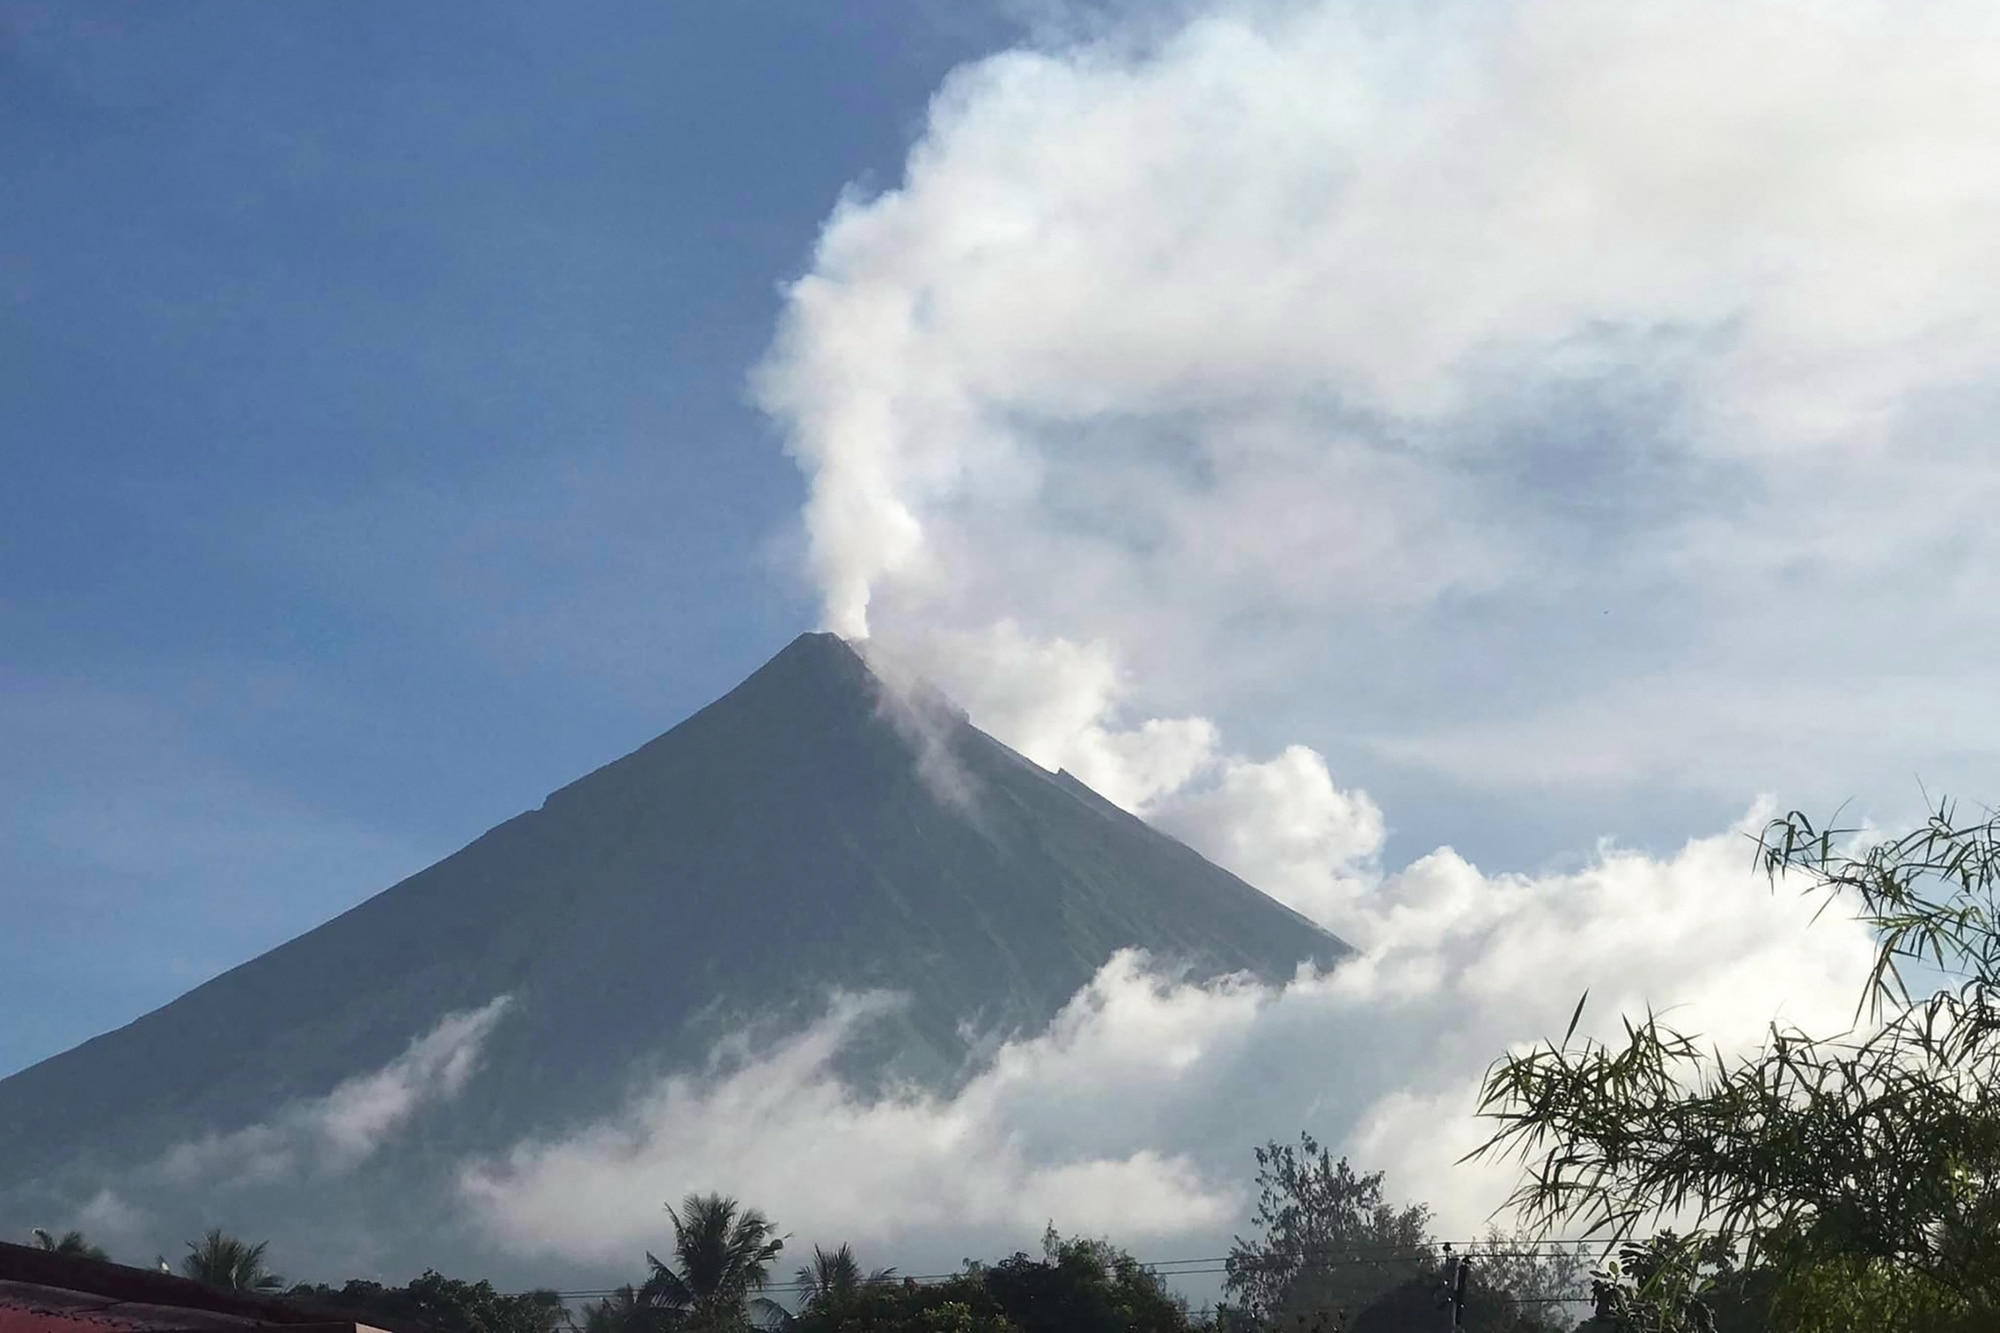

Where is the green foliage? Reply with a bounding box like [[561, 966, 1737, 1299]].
[[788, 1273, 1010, 1333], [788, 1228, 1190, 1333], [30, 1227, 109, 1261], [1758, 1254, 1979, 1333], [1575, 1234, 1738, 1333], [796, 1244, 898, 1313], [1472, 798, 2000, 1328], [292, 1271, 565, 1333], [913, 1301, 1008, 1333], [572, 1285, 660, 1333], [1222, 1134, 1436, 1326], [181, 1228, 284, 1291], [978, 1226, 1191, 1333], [642, 1193, 787, 1333]]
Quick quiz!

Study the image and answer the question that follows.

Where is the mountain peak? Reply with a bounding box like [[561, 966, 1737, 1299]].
[[0, 627, 1346, 1278], [766, 629, 870, 677], [710, 630, 880, 719]]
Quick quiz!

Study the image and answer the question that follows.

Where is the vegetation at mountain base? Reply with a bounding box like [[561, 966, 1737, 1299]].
[[1475, 798, 2000, 1331], [2, 1165, 1661, 1333], [291, 1270, 567, 1333], [23, 1165, 1581, 1333]]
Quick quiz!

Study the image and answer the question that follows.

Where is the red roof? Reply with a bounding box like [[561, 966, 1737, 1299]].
[[0, 1246, 393, 1333]]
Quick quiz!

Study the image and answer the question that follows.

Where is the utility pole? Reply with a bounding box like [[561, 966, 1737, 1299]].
[[1439, 1244, 1470, 1330]]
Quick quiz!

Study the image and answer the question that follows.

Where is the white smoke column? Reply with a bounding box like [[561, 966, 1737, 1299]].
[[763, 0, 2000, 645], [757, 0, 2000, 817]]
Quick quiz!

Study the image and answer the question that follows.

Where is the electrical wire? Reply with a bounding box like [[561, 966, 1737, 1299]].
[[527, 1239, 1608, 1301]]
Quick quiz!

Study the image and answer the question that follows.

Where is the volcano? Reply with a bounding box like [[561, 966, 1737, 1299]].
[[0, 633, 1346, 1274]]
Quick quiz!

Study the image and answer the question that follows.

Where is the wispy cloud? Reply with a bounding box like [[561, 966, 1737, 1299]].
[[66, 1187, 147, 1246], [158, 997, 512, 1187], [458, 987, 1234, 1266]]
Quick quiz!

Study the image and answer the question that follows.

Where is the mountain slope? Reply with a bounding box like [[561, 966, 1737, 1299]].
[[0, 633, 1345, 1255]]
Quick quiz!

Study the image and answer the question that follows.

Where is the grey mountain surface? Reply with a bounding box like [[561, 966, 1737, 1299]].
[[0, 633, 1347, 1273]]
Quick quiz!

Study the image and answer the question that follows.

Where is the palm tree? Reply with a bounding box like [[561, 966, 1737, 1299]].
[[794, 1245, 896, 1312], [30, 1229, 109, 1261], [641, 1194, 786, 1333], [180, 1229, 284, 1291], [575, 1285, 657, 1333]]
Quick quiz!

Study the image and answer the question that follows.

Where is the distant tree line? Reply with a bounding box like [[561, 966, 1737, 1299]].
[[17, 1172, 1589, 1333]]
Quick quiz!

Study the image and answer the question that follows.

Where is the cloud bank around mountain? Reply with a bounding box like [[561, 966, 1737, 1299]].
[[460, 814, 1873, 1263], [460, 985, 1235, 1265]]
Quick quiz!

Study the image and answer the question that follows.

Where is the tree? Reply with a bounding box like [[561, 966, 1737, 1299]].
[[294, 1272, 565, 1333], [181, 1229, 283, 1291], [643, 1193, 788, 1333], [786, 1272, 1012, 1333], [574, 1286, 659, 1333], [789, 1233, 1187, 1333], [30, 1228, 109, 1261], [1472, 799, 2000, 1329], [979, 1227, 1191, 1333], [1222, 1135, 1434, 1327], [796, 1246, 897, 1313], [1573, 1234, 1731, 1333]]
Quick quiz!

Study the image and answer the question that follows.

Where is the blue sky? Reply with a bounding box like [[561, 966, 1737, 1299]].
[[1, 1, 1015, 1075], [7, 0, 1999, 1114]]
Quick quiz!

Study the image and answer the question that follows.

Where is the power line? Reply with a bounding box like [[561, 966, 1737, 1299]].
[[529, 1239, 1607, 1300]]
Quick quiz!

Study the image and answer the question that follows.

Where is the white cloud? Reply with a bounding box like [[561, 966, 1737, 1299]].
[[1151, 746, 1384, 933], [159, 996, 511, 1187], [756, 0, 2000, 827], [458, 984, 1237, 1266], [460, 814, 1874, 1262]]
